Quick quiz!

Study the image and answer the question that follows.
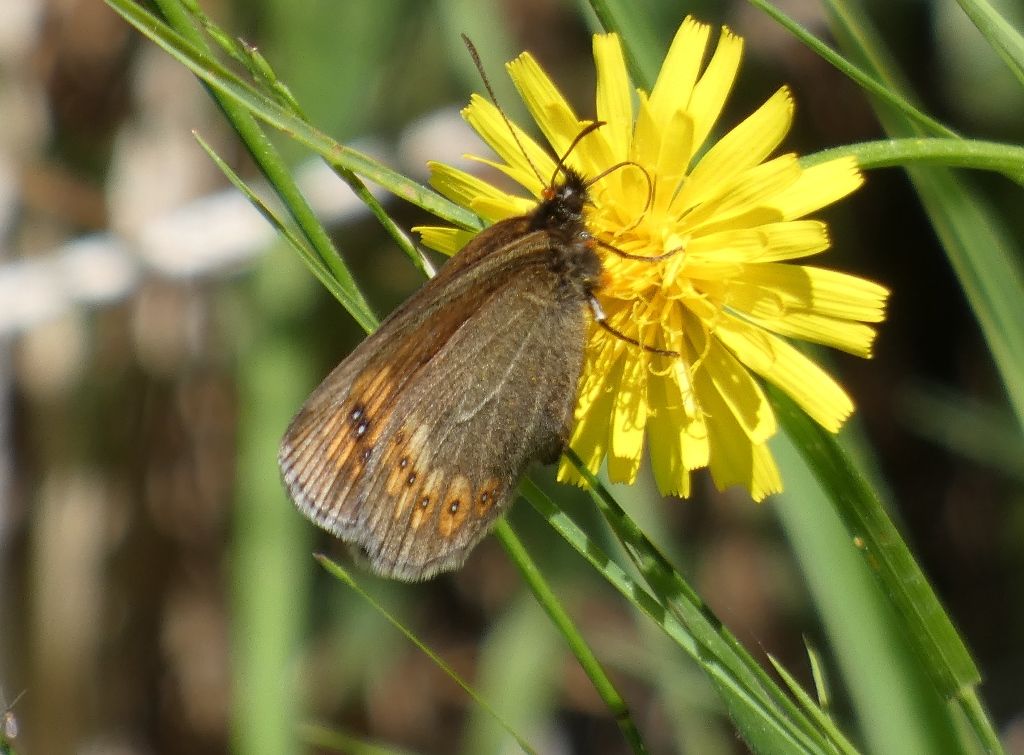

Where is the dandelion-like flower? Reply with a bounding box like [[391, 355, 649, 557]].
[[415, 18, 889, 500]]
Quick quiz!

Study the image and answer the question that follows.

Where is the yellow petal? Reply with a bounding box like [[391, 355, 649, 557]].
[[749, 442, 783, 501], [700, 339, 776, 443], [464, 155, 545, 198], [648, 17, 710, 125], [647, 356, 710, 495], [630, 92, 661, 168], [679, 155, 800, 231], [507, 53, 593, 166], [725, 263, 890, 324], [413, 225, 475, 256], [683, 87, 794, 209], [714, 315, 855, 431], [561, 332, 625, 485], [462, 95, 554, 197], [688, 26, 744, 152], [426, 161, 520, 222], [745, 312, 880, 357], [697, 366, 773, 497], [684, 222, 830, 265], [593, 33, 632, 162], [654, 109, 695, 208], [607, 346, 648, 483], [771, 157, 863, 219]]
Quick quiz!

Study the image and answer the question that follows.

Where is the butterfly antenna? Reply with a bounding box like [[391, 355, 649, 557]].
[[548, 121, 605, 189], [461, 34, 546, 188]]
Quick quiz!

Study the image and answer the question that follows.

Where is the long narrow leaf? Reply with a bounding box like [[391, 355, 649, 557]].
[[953, 0, 1024, 86], [824, 1, 1024, 434], [519, 479, 838, 755], [105, 0, 482, 232], [316, 556, 538, 755], [494, 521, 647, 754], [770, 388, 980, 695], [804, 138, 1024, 185]]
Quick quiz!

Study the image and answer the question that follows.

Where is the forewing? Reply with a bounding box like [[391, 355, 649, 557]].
[[279, 222, 589, 580]]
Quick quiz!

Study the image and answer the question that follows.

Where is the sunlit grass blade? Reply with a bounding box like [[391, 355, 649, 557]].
[[315, 555, 539, 755], [179, 3, 432, 277], [142, 0, 377, 332], [494, 521, 647, 754], [767, 655, 857, 755], [744, 0, 957, 138], [952, 0, 1024, 86], [771, 418, 966, 754], [193, 133, 376, 320], [298, 723, 420, 755], [104, 0, 482, 232], [823, 0, 1024, 435], [804, 138, 1024, 185], [772, 388, 979, 694], [771, 388, 1009, 755], [519, 478, 847, 755], [560, 456, 857, 755], [803, 640, 830, 713]]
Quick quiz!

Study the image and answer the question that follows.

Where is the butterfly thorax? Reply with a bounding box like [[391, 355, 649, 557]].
[[529, 168, 602, 299]]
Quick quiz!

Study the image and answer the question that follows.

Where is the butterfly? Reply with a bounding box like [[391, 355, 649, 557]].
[[278, 166, 602, 580]]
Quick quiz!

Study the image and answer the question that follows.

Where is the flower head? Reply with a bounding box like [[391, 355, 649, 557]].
[[415, 18, 889, 500]]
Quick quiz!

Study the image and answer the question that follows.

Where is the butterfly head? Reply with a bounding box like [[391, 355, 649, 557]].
[[531, 167, 590, 234]]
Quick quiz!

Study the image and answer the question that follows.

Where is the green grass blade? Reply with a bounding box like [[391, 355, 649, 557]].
[[952, 0, 1024, 86], [231, 258, 317, 755], [180, 5, 431, 277], [744, 0, 958, 138], [315, 556, 538, 755], [148, 0, 378, 332], [298, 722, 420, 755], [767, 656, 858, 755], [459, 593, 563, 755], [519, 479, 842, 755], [193, 134, 375, 318], [104, 0, 481, 232], [771, 423, 966, 754], [770, 388, 980, 695], [803, 641, 831, 713], [803, 138, 1024, 185], [494, 521, 647, 754], [897, 386, 1024, 482], [823, 0, 1024, 434], [560, 456, 857, 755]]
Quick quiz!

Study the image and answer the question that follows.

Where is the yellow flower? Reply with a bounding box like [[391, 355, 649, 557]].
[[415, 18, 889, 501]]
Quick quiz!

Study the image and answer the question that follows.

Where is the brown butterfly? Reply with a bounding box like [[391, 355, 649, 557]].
[[278, 165, 602, 580]]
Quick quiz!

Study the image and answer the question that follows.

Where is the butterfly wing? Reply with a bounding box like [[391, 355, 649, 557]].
[[279, 217, 592, 580]]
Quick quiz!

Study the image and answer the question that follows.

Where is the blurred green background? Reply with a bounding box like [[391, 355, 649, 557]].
[[1, 0, 1022, 753]]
